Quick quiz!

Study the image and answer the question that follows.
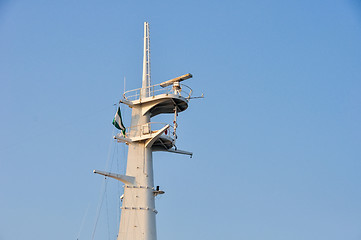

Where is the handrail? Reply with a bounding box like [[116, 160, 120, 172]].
[[124, 122, 175, 139], [123, 83, 193, 101], [126, 122, 174, 132]]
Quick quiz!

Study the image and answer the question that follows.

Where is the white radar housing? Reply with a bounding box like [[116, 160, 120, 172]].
[[160, 73, 193, 88]]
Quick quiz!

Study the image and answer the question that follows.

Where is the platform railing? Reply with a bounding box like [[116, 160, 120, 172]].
[[125, 122, 175, 139], [123, 83, 193, 101]]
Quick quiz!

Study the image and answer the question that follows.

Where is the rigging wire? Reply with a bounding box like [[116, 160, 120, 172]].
[[75, 104, 119, 240], [105, 186, 111, 240], [106, 133, 122, 240], [116, 143, 122, 224], [110, 103, 125, 236], [76, 202, 91, 240], [91, 126, 116, 240], [91, 177, 108, 240], [91, 103, 129, 240]]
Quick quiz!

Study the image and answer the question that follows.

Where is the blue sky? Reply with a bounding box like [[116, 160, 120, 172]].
[[1, 0, 361, 239]]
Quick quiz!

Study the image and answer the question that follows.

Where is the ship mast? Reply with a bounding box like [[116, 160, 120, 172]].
[[94, 22, 195, 240], [142, 22, 151, 97]]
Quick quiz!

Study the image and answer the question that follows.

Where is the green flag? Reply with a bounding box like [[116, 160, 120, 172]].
[[112, 107, 126, 136]]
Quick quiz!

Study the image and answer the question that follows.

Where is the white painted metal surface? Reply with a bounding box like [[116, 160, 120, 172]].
[[142, 22, 151, 98], [94, 22, 195, 240]]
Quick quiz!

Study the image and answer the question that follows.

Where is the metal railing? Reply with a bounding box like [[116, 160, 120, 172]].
[[123, 83, 193, 101], [125, 122, 175, 139]]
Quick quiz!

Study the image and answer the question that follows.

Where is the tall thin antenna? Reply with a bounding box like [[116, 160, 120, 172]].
[[142, 22, 151, 97]]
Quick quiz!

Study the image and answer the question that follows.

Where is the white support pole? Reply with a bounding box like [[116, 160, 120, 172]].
[[117, 22, 156, 240], [142, 22, 151, 98]]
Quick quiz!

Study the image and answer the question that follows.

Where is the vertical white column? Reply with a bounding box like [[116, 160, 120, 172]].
[[142, 22, 151, 98], [118, 108, 156, 240], [117, 22, 156, 240]]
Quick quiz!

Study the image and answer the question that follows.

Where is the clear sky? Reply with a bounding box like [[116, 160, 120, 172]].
[[1, 0, 361, 239]]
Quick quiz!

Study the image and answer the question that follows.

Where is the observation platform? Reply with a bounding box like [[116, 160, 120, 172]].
[[120, 83, 193, 117], [115, 122, 175, 150]]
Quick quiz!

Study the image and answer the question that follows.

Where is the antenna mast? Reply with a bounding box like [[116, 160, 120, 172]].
[[142, 22, 151, 97], [94, 22, 197, 240]]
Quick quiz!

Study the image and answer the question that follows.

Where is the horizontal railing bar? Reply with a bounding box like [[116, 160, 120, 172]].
[[122, 83, 192, 101], [126, 122, 174, 131]]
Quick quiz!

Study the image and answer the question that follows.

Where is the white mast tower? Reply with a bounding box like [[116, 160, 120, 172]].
[[94, 22, 195, 240]]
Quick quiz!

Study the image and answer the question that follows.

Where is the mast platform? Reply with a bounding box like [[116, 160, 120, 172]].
[[121, 82, 192, 117], [114, 122, 175, 150]]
